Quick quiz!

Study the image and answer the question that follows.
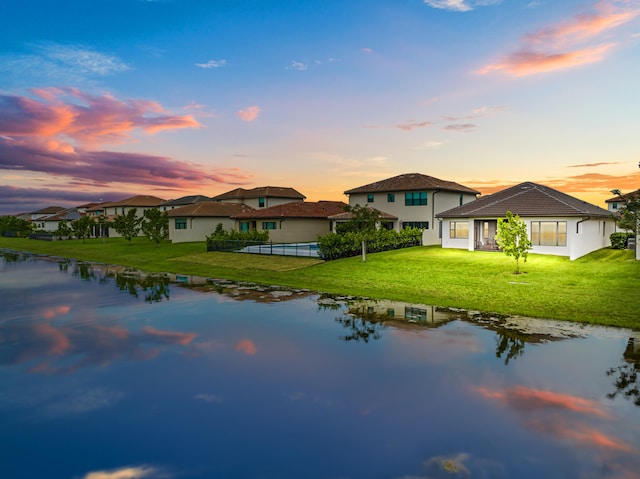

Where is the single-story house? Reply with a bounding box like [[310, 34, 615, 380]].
[[168, 202, 255, 243], [231, 200, 349, 243], [211, 186, 306, 209], [436, 182, 615, 260], [343, 173, 480, 245]]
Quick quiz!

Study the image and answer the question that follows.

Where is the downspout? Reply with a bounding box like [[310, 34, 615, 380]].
[[576, 216, 590, 234], [432, 190, 441, 228]]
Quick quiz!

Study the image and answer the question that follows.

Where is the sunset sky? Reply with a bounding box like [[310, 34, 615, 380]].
[[1, 0, 639, 215]]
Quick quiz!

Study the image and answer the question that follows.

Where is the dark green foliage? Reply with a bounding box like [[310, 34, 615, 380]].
[[317, 227, 422, 261], [71, 215, 95, 243], [141, 208, 169, 247], [615, 197, 640, 235], [0, 216, 33, 237], [112, 209, 141, 243], [206, 223, 269, 251], [610, 232, 633, 250], [55, 220, 72, 238]]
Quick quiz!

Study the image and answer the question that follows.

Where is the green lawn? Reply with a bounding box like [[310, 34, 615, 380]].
[[1, 236, 638, 329]]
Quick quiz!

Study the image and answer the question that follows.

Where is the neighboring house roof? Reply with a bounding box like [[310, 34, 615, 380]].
[[32, 206, 66, 215], [160, 195, 212, 207], [43, 209, 83, 222], [605, 189, 640, 203], [232, 201, 348, 219], [86, 202, 111, 213], [328, 207, 398, 221], [105, 195, 167, 207], [437, 182, 612, 219], [168, 202, 255, 217], [211, 186, 306, 201], [344, 173, 480, 195]]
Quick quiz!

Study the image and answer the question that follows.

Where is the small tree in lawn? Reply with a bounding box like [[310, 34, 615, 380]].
[[112, 208, 141, 243], [495, 211, 532, 274], [141, 208, 169, 247], [340, 204, 381, 262], [56, 220, 72, 239], [95, 215, 109, 243], [71, 215, 95, 243]]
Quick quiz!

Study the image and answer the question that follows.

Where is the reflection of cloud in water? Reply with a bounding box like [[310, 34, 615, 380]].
[[194, 393, 224, 404], [82, 465, 166, 479], [45, 387, 125, 417], [0, 320, 196, 374], [234, 338, 257, 355], [474, 385, 637, 465]]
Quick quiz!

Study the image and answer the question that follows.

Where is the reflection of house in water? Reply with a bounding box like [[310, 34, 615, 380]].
[[607, 332, 640, 407], [343, 298, 459, 327]]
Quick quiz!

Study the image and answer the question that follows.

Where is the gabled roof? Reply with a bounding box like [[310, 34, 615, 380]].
[[328, 207, 398, 221], [436, 182, 611, 219], [160, 195, 212, 207], [104, 195, 167, 207], [232, 201, 348, 219], [43, 209, 83, 222], [605, 188, 640, 203], [32, 206, 66, 215], [211, 186, 306, 201], [168, 202, 254, 217], [344, 173, 480, 195]]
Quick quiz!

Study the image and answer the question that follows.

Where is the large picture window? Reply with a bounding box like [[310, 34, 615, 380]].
[[531, 221, 567, 246], [175, 218, 187, 230], [403, 221, 429, 229], [449, 221, 469, 239], [405, 192, 427, 206]]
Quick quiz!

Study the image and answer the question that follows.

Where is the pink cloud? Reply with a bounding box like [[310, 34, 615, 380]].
[[236, 105, 261, 122], [477, 1, 639, 77], [395, 120, 433, 131]]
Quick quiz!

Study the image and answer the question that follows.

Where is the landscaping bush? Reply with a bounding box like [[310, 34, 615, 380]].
[[317, 227, 422, 261], [610, 232, 633, 250], [206, 224, 269, 251]]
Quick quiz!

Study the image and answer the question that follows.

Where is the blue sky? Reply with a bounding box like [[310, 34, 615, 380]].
[[1, 0, 639, 214]]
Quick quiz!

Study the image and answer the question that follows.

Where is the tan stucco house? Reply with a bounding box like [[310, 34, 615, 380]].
[[168, 202, 255, 243], [231, 201, 348, 243], [211, 186, 306, 209]]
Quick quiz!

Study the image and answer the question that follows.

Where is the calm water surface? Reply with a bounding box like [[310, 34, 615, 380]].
[[1, 250, 639, 479]]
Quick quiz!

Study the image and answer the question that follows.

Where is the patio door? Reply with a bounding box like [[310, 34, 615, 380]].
[[474, 220, 497, 250]]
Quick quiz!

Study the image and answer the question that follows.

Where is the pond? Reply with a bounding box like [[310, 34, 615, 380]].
[[1, 250, 639, 479]]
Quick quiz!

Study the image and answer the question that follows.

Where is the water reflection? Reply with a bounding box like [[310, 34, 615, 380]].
[[607, 334, 640, 406], [1, 249, 639, 479]]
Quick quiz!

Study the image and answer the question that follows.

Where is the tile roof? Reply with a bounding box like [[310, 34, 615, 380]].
[[104, 195, 167, 207], [436, 182, 612, 218], [211, 186, 306, 201], [43, 209, 83, 221], [605, 188, 640, 203], [232, 201, 348, 219], [32, 206, 66, 215], [344, 173, 480, 195], [160, 195, 212, 207], [168, 201, 254, 217], [328, 207, 398, 221]]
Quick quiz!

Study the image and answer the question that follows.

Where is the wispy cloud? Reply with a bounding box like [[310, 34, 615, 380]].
[[195, 59, 227, 69], [82, 465, 165, 479], [234, 339, 257, 355], [423, 0, 501, 13], [236, 105, 261, 122], [442, 123, 477, 132], [286, 60, 308, 71], [42, 44, 129, 75], [477, 0, 639, 76], [395, 120, 433, 131], [567, 161, 621, 168]]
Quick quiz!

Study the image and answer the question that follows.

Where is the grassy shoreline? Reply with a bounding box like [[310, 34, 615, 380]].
[[1, 236, 638, 329]]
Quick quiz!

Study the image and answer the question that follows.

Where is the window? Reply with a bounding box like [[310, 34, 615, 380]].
[[262, 221, 277, 230], [174, 218, 187, 230], [258, 197, 265, 208], [531, 221, 567, 246], [449, 221, 469, 239], [459, 193, 464, 206], [387, 193, 395, 203], [121, 207, 125, 215], [403, 221, 429, 229], [612, 202, 618, 210], [367, 194, 374, 203], [240, 222, 250, 232], [405, 307, 427, 321], [405, 191, 427, 206]]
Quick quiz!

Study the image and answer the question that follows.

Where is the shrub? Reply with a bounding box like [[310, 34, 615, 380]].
[[317, 227, 422, 261], [610, 232, 633, 250], [206, 224, 269, 251]]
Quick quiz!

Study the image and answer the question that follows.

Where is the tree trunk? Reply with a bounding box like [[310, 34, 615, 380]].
[[361, 240, 367, 262]]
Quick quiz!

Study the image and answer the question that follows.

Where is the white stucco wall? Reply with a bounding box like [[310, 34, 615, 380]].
[[440, 216, 614, 260], [246, 218, 332, 243]]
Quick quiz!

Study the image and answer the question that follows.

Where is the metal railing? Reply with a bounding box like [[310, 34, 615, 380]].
[[207, 240, 320, 258]]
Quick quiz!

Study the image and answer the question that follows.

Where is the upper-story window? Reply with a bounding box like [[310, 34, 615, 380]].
[[612, 202, 618, 210], [258, 197, 265, 208], [387, 193, 395, 203], [405, 192, 427, 206], [367, 194, 374, 203]]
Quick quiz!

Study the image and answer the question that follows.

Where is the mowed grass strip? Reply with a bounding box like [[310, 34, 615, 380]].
[[1, 237, 638, 328]]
